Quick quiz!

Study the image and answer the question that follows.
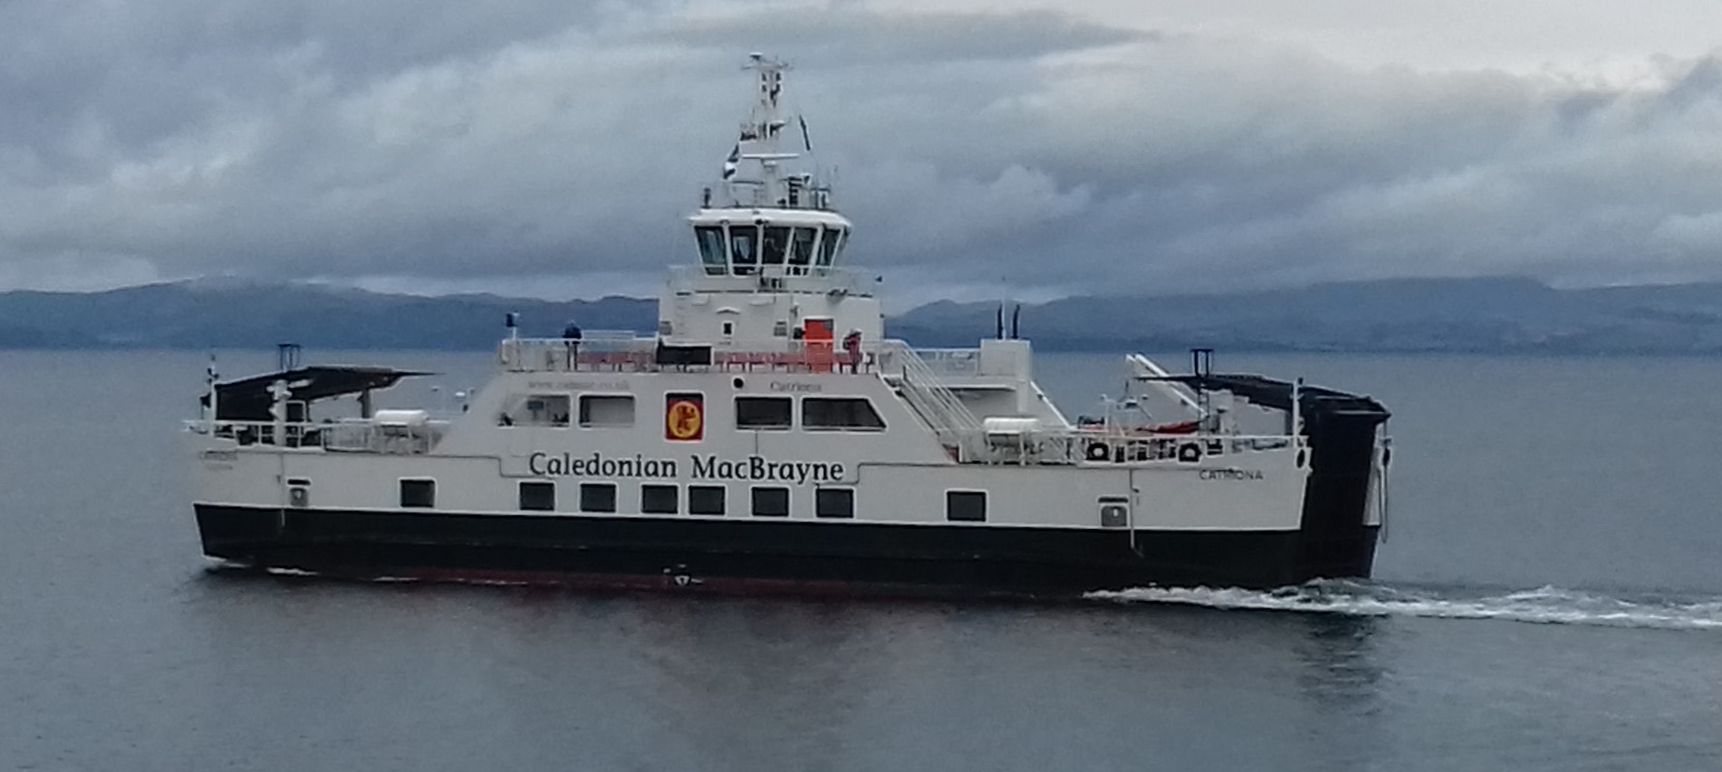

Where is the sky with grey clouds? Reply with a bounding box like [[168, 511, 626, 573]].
[[5, 0, 1722, 304]]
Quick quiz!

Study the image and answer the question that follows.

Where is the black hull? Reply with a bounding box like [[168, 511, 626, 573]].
[[196, 505, 1378, 595]]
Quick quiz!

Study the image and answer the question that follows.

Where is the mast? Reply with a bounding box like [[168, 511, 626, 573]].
[[714, 53, 827, 211]]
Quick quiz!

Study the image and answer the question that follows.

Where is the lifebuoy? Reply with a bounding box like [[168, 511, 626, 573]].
[[1085, 441, 1111, 462], [1177, 442, 1202, 463]]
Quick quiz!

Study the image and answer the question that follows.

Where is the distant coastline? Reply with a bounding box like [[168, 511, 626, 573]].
[[6, 276, 1722, 354]]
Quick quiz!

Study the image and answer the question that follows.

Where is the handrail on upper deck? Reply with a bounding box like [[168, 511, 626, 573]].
[[497, 336, 886, 375], [186, 418, 450, 454]]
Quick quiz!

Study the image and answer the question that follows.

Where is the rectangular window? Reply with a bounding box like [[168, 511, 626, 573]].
[[816, 488, 855, 519], [946, 490, 986, 522], [580, 482, 617, 513], [641, 484, 679, 515], [519, 481, 556, 512], [505, 394, 570, 427], [761, 226, 791, 265], [751, 487, 790, 517], [578, 394, 635, 428], [818, 226, 842, 266], [735, 396, 792, 430], [789, 227, 818, 267], [695, 225, 727, 275], [399, 479, 435, 509], [730, 224, 758, 273], [802, 397, 886, 431], [689, 485, 726, 516]]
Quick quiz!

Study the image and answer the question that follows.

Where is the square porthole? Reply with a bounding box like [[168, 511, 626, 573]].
[[816, 488, 855, 519], [689, 485, 726, 516], [641, 484, 679, 515], [519, 481, 556, 512], [751, 487, 790, 517], [946, 490, 986, 522], [580, 482, 617, 513], [400, 479, 435, 509]]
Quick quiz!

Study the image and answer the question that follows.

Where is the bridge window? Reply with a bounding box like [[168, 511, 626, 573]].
[[946, 490, 986, 522], [761, 226, 790, 265], [736, 396, 792, 430], [751, 486, 790, 517], [789, 227, 817, 269], [580, 482, 617, 513], [578, 394, 634, 428], [399, 479, 435, 509], [641, 484, 678, 514], [817, 488, 854, 519], [695, 226, 727, 276], [689, 485, 726, 515], [519, 481, 556, 511], [802, 397, 885, 431], [730, 225, 758, 274], [817, 226, 842, 266]]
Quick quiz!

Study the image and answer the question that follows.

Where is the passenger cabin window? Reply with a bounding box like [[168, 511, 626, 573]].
[[730, 225, 758, 274], [802, 397, 885, 431], [519, 481, 555, 511], [761, 226, 790, 265], [947, 491, 987, 522], [736, 396, 792, 430], [579, 394, 635, 428], [400, 479, 435, 509], [580, 482, 617, 513], [752, 487, 790, 517], [789, 227, 817, 270], [504, 394, 570, 427], [695, 226, 727, 275], [817, 488, 855, 519], [689, 485, 726, 516], [641, 484, 679, 515]]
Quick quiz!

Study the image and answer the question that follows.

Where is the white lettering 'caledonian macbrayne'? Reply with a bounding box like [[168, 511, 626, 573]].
[[528, 452, 845, 485]]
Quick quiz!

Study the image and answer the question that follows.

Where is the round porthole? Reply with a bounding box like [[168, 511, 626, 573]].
[[732, 377, 745, 389]]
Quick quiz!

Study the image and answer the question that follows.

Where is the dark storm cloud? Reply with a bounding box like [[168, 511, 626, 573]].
[[4, 0, 1722, 298]]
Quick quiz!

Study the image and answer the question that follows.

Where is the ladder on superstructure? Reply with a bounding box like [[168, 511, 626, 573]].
[[879, 342, 985, 461]]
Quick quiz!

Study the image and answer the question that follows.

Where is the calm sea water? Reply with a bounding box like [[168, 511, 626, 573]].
[[1, 349, 1719, 771]]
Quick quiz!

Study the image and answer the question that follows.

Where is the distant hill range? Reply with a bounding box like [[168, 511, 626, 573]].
[[6, 276, 1722, 354]]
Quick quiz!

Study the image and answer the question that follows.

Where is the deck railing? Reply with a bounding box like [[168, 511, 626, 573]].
[[666, 265, 877, 296], [185, 419, 450, 454], [911, 348, 982, 376], [958, 426, 1300, 466], [498, 336, 886, 375]]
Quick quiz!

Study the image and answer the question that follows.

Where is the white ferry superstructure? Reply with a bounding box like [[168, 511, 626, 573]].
[[186, 55, 1392, 594]]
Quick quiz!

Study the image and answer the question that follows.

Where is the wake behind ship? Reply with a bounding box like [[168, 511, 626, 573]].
[[186, 54, 1392, 596]]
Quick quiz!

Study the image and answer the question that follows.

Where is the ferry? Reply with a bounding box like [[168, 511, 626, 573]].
[[186, 55, 1392, 595]]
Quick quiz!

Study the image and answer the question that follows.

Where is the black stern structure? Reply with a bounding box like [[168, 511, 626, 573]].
[[1159, 372, 1391, 582]]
